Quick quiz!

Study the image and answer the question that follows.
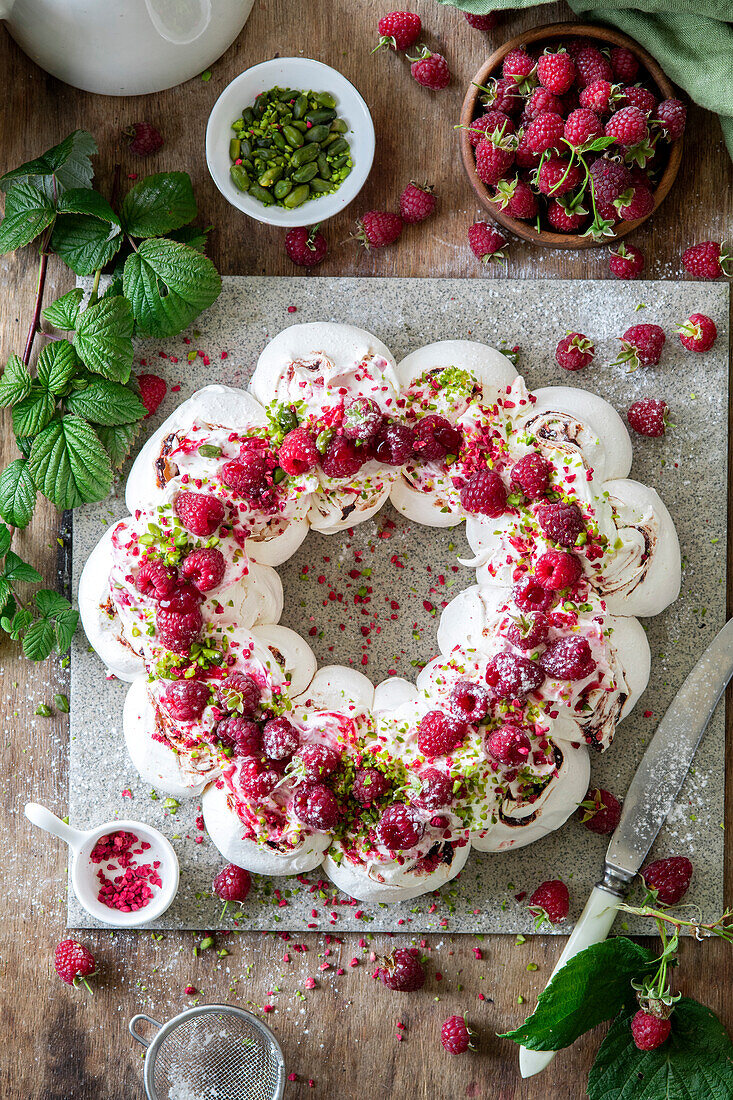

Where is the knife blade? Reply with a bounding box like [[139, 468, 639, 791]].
[[520, 615, 733, 1078]]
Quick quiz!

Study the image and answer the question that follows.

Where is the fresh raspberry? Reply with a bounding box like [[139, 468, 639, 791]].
[[174, 491, 225, 536], [238, 758, 279, 800], [460, 468, 507, 516], [537, 51, 576, 94], [219, 672, 261, 715], [483, 76, 523, 115], [373, 420, 415, 465], [221, 452, 268, 497], [536, 157, 582, 197], [136, 373, 167, 418], [525, 87, 563, 119], [579, 79, 616, 115], [575, 46, 613, 88], [135, 559, 178, 600], [413, 767, 454, 810], [412, 414, 462, 461], [284, 226, 328, 267], [467, 220, 507, 263], [610, 46, 639, 83], [123, 121, 164, 156], [502, 47, 536, 87], [513, 576, 556, 613], [613, 323, 665, 369], [355, 210, 404, 249], [155, 608, 203, 653], [631, 1011, 671, 1051], [376, 948, 426, 991], [537, 501, 585, 547], [540, 636, 596, 680], [293, 783, 341, 830], [468, 110, 515, 147], [677, 313, 717, 352], [376, 803, 424, 850], [514, 130, 542, 169], [213, 863, 251, 903], [614, 184, 654, 221], [486, 653, 544, 699], [506, 612, 550, 651], [527, 880, 569, 923], [682, 240, 731, 280], [278, 427, 319, 475], [563, 107, 604, 147], [216, 715, 262, 755], [642, 856, 693, 905], [399, 181, 437, 223], [296, 743, 343, 780], [262, 717, 299, 761], [609, 242, 645, 278], [409, 48, 451, 90], [510, 453, 550, 499], [464, 11, 496, 30], [447, 680, 491, 724], [417, 710, 467, 758], [555, 332, 595, 371], [320, 436, 364, 478], [475, 135, 515, 186], [157, 582, 203, 614], [605, 105, 648, 147], [627, 398, 668, 437], [485, 723, 531, 766], [161, 679, 210, 721], [181, 547, 225, 591], [441, 1015, 471, 1055], [619, 85, 657, 115], [375, 10, 421, 51], [546, 199, 586, 232], [565, 36, 596, 57], [343, 396, 383, 441], [579, 787, 622, 834], [54, 939, 97, 989], [654, 98, 686, 141], [351, 767, 390, 804], [523, 111, 565, 155]]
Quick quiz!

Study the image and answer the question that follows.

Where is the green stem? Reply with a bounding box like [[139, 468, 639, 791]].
[[22, 248, 49, 366], [88, 268, 102, 307]]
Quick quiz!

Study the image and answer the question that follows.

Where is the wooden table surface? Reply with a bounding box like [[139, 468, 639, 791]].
[[1, 1, 731, 1097]]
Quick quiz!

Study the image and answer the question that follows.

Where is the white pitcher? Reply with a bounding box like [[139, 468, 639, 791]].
[[0, 0, 255, 95]]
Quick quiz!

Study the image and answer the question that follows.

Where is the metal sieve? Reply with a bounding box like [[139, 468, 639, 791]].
[[129, 1005, 286, 1100]]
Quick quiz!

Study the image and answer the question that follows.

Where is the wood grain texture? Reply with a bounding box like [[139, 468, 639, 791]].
[[0, 1, 731, 1097]]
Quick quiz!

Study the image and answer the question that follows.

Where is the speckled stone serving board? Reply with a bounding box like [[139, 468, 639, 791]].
[[69, 276, 729, 932]]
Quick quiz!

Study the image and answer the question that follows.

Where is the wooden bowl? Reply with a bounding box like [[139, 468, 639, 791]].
[[459, 22, 683, 249]]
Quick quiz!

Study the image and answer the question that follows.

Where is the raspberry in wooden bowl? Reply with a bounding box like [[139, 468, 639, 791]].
[[459, 22, 684, 249]]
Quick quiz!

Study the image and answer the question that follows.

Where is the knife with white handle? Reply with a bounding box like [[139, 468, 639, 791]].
[[520, 616, 733, 1078]]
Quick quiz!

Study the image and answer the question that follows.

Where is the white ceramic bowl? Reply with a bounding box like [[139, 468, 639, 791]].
[[205, 57, 375, 227]]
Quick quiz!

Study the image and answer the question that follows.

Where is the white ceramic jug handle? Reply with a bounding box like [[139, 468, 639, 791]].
[[25, 802, 86, 849]]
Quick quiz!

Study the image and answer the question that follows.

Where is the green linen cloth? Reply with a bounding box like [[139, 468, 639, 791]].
[[437, 0, 733, 158]]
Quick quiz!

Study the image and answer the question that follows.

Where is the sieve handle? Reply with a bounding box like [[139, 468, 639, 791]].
[[129, 1014, 162, 1048]]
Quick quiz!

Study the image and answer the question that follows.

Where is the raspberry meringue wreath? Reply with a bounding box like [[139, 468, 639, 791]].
[[79, 323, 680, 905]]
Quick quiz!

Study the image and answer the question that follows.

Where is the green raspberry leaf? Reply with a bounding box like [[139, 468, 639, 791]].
[[22, 616, 56, 661], [588, 998, 733, 1100], [57, 188, 120, 224], [0, 130, 97, 193], [0, 459, 37, 528], [0, 354, 33, 407], [0, 576, 12, 613], [51, 213, 123, 275], [53, 605, 79, 652], [0, 182, 55, 252], [34, 589, 72, 617], [0, 523, 12, 557], [11, 386, 57, 437], [123, 237, 221, 338], [2, 550, 42, 584], [73, 295, 134, 382], [66, 379, 146, 426], [500, 938, 657, 1051], [96, 421, 142, 468], [28, 414, 113, 509], [42, 289, 84, 331], [120, 172, 197, 238], [168, 224, 210, 253], [36, 340, 78, 394]]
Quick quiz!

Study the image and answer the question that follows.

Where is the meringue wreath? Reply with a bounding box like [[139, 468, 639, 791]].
[[79, 323, 681, 905]]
